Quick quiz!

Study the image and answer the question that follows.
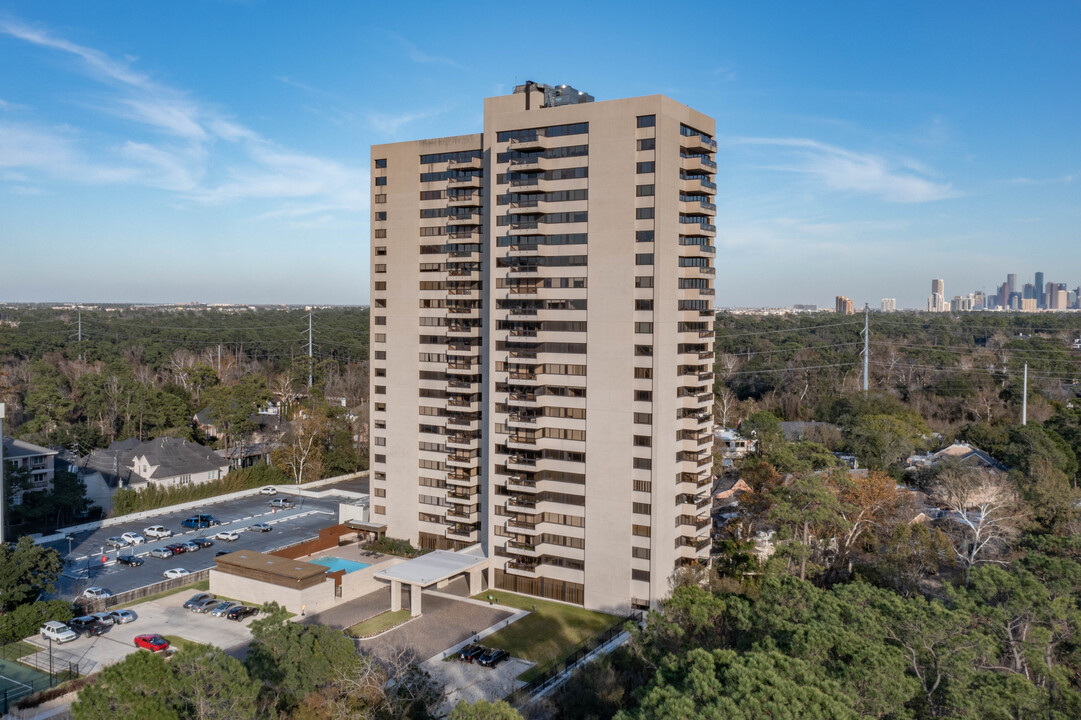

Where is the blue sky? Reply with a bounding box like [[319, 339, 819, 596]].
[[0, 1, 1078, 308]]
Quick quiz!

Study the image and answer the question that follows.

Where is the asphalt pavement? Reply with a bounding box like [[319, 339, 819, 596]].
[[51, 491, 352, 600]]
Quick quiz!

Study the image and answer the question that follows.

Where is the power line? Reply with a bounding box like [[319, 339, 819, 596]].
[[715, 319, 862, 338]]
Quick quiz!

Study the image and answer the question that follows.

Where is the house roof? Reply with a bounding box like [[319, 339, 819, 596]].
[[80, 436, 228, 486], [2, 436, 58, 459], [925, 442, 1008, 471]]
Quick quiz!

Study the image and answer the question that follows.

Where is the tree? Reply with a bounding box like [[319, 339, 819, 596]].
[[769, 472, 851, 581], [271, 413, 326, 484], [872, 521, 952, 597], [0, 536, 63, 611], [843, 413, 925, 469], [171, 646, 260, 720], [0, 599, 73, 643], [72, 648, 179, 720], [1020, 457, 1080, 533], [933, 467, 1026, 586], [449, 700, 523, 720], [833, 469, 902, 572], [742, 411, 784, 456]]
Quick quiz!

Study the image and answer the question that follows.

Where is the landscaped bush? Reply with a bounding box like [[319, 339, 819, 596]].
[[363, 537, 427, 558], [0, 599, 74, 644], [111, 464, 287, 516]]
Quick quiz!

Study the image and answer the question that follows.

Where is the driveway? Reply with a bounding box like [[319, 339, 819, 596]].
[[428, 655, 532, 714], [22, 592, 258, 674]]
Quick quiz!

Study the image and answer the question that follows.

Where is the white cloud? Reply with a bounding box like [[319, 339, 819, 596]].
[[0, 16, 366, 219], [728, 136, 959, 203], [366, 108, 445, 135], [388, 32, 462, 68]]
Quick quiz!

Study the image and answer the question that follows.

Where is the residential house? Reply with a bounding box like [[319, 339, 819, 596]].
[[2, 436, 58, 504], [79, 437, 230, 491]]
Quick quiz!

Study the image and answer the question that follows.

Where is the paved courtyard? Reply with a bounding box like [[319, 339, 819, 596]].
[[22, 591, 258, 675]]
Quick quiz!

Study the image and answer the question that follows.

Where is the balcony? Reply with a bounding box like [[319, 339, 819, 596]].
[[446, 507, 479, 521], [682, 133, 718, 154], [508, 327, 538, 338], [447, 324, 478, 337], [447, 192, 482, 207], [446, 453, 479, 468], [508, 371, 537, 382], [508, 391, 537, 403], [507, 414, 537, 427], [446, 306, 481, 318], [507, 539, 538, 554], [680, 154, 717, 175], [445, 416, 481, 431], [509, 199, 547, 215], [446, 524, 480, 539], [679, 198, 717, 215], [446, 472, 480, 488], [508, 156, 548, 173], [445, 433, 479, 449], [508, 517, 538, 532], [680, 176, 717, 196], [446, 228, 480, 240], [508, 134, 550, 152], [680, 221, 717, 238], [506, 455, 538, 470], [446, 212, 482, 227], [506, 561, 538, 575], [447, 361, 478, 374], [447, 174, 482, 189], [508, 496, 539, 511], [508, 221, 540, 235], [447, 156, 482, 171]]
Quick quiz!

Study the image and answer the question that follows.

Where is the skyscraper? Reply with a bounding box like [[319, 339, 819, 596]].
[[928, 279, 945, 312], [370, 84, 715, 612], [1035, 271, 1045, 308], [880, 298, 896, 312], [836, 296, 855, 315]]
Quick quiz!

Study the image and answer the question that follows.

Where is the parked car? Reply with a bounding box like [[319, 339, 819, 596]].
[[477, 648, 510, 668], [107, 609, 137, 624], [457, 644, 486, 663], [209, 601, 238, 617], [216, 530, 239, 542], [215, 550, 231, 557], [81, 587, 112, 601], [181, 514, 220, 529], [190, 537, 214, 548], [269, 498, 294, 509], [144, 525, 172, 539], [183, 593, 214, 609], [120, 532, 146, 545], [68, 616, 108, 637], [163, 568, 190, 580], [149, 547, 173, 559], [180, 541, 200, 553], [165, 543, 187, 555], [89, 612, 115, 627], [190, 597, 219, 613], [40, 621, 79, 644], [117, 554, 144, 567], [105, 536, 127, 549], [248, 523, 272, 533], [226, 605, 259, 621], [134, 634, 169, 652], [259, 486, 278, 495]]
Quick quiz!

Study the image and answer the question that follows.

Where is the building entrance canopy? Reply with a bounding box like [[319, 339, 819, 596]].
[[374, 547, 486, 616]]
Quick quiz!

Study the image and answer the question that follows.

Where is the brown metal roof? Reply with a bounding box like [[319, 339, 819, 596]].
[[215, 550, 327, 589]]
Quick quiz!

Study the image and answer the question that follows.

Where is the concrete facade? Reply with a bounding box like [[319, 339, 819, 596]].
[[370, 85, 714, 613]]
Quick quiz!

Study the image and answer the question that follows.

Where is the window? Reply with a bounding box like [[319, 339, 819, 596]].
[[632, 569, 651, 582], [374, 350, 386, 359], [375, 158, 387, 168], [374, 385, 386, 395], [632, 502, 651, 514], [634, 390, 652, 402], [634, 412, 653, 424], [375, 176, 387, 186], [635, 299, 653, 311], [374, 281, 386, 290], [374, 437, 386, 446], [636, 230, 654, 243], [635, 345, 653, 356], [635, 276, 654, 288], [633, 434, 652, 446], [374, 264, 386, 273], [636, 161, 655, 174], [634, 322, 653, 333], [636, 253, 654, 265], [375, 211, 387, 221], [375, 246, 387, 256], [636, 184, 654, 197], [635, 207, 655, 220], [374, 229, 386, 238], [374, 194, 386, 203], [637, 115, 656, 128], [634, 367, 653, 379], [632, 524, 651, 537], [632, 546, 651, 559], [637, 138, 655, 150], [374, 487, 386, 497]]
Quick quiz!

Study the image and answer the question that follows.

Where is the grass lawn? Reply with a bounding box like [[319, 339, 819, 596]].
[[470, 590, 620, 680], [0, 640, 42, 662], [345, 609, 412, 638], [162, 635, 206, 653], [121, 579, 210, 607]]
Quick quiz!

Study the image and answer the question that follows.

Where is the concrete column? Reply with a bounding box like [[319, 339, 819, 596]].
[[410, 585, 422, 617], [468, 569, 482, 595], [390, 580, 401, 612]]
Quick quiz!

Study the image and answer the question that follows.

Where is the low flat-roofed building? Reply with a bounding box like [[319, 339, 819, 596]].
[[211, 550, 336, 615]]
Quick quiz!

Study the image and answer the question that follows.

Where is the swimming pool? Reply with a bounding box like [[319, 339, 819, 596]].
[[310, 557, 370, 574]]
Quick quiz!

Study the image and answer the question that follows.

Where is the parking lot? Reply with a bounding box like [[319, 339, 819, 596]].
[[22, 590, 260, 675], [52, 490, 357, 600]]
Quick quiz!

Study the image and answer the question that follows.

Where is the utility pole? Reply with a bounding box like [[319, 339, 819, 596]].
[[217, 344, 221, 374], [0, 402, 6, 546], [861, 304, 869, 392], [77, 309, 82, 361], [1022, 363, 1028, 426], [307, 312, 313, 389]]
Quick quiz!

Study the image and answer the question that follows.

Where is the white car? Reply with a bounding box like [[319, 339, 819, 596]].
[[144, 525, 172, 539], [163, 568, 190, 580], [121, 532, 146, 545], [216, 530, 239, 542], [40, 621, 79, 644], [259, 486, 278, 495], [81, 587, 112, 600]]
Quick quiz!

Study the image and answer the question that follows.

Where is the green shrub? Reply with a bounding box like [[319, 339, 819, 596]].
[[111, 464, 287, 516], [0, 599, 75, 644]]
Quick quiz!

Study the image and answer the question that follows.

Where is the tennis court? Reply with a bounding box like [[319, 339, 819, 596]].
[[0, 654, 55, 713]]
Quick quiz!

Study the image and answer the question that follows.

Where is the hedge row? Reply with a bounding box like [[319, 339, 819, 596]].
[[110, 464, 288, 516]]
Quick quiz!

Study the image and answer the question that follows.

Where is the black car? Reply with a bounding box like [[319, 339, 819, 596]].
[[215, 550, 231, 557], [116, 554, 144, 567], [191, 537, 214, 548], [477, 648, 509, 668], [68, 616, 108, 637], [457, 644, 486, 663], [226, 605, 259, 621]]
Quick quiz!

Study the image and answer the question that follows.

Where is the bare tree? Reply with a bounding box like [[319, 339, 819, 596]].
[[933, 467, 1026, 586], [271, 413, 326, 484], [714, 386, 738, 428]]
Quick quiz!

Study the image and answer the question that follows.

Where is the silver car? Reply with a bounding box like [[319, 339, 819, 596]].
[[209, 601, 238, 617], [190, 597, 219, 613], [108, 609, 137, 624]]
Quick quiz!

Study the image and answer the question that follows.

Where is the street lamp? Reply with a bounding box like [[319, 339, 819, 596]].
[[47, 635, 53, 678]]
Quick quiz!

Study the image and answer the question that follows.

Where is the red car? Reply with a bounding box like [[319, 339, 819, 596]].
[[133, 634, 170, 653], [164, 543, 187, 555]]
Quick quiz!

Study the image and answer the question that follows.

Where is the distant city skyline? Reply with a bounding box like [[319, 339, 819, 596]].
[[1, 2, 1079, 306]]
